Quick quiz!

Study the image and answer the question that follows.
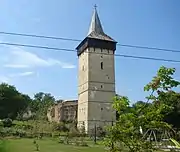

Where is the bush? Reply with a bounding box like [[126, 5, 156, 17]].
[[90, 126, 106, 138], [0, 128, 13, 137], [64, 127, 88, 147], [2, 118, 13, 127], [58, 136, 66, 143], [0, 127, 27, 137], [13, 129, 26, 137], [68, 127, 80, 138], [0, 120, 3, 126], [13, 122, 33, 130], [52, 122, 69, 132]]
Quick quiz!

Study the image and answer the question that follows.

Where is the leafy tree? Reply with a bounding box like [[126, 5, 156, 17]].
[[144, 66, 180, 129], [29, 92, 55, 119], [16, 94, 33, 120], [132, 101, 151, 109], [0, 83, 30, 119], [159, 91, 180, 129], [105, 66, 180, 152]]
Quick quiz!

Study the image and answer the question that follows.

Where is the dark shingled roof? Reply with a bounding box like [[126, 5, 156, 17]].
[[87, 7, 116, 42], [76, 6, 117, 56]]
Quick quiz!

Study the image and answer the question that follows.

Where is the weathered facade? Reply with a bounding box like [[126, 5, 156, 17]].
[[76, 7, 117, 133], [47, 100, 78, 123]]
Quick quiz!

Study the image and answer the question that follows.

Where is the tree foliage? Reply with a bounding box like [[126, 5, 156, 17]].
[[0, 83, 56, 121], [2, 118, 13, 127], [144, 66, 180, 129], [0, 83, 30, 119], [29, 92, 55, 119], [160, 91, 180, 129], [106, 66, 180, 152]]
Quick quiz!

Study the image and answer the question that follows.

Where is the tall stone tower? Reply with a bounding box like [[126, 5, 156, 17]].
[[76, 6, 117, 133]]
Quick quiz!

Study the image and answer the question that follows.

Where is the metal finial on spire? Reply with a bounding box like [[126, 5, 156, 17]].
[[94, 4, 97, 9]]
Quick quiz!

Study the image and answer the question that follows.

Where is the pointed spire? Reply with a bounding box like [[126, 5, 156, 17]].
[[86, 5, 115, 42], [76, 5, 117, 56], [87, 5, 104, 36]]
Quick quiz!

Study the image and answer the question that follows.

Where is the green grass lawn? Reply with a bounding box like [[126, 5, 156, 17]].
[[4, 138, 106, 152], [2, 138, 166, 152]]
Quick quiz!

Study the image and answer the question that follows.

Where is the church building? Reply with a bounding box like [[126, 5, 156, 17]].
[[76, 6, 117, 133]]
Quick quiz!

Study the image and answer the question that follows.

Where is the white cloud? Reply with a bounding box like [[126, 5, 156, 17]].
[[3, 46, 75, 69], [0, 71, 35, 83], [9, 71, 35, 77], [62, 64, 76, 69], [4, 64, 30, 68], [54, 95, 63, 100]]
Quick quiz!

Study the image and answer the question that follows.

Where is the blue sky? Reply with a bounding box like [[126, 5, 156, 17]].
[[0, 0, 179, 103]]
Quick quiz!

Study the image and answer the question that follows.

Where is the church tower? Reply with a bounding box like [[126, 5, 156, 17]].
[[76, 6, 117, 133]]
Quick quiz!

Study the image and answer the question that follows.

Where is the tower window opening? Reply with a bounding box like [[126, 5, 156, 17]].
[[101, 49, 103, 53], [101, 108, 103, 111], [101, 55, 103, 58], [101, 85, 103, 88], [101, 62, 103, 69], [94, 47, 96, 52]]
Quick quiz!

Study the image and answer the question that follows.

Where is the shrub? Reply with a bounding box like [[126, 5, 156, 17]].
[[79, 139, 88, 147], [2, 118, 13, 127], [68, 127, 80, 138], [0, 128, 12, 137], [52, 122, 69, 132], [12, 121, 33, 131], [0, 127, 27, 138], [13, 129, 26, 137], [0, 120, 3, 126], [90, 126, 106, 139], [58, 136, 65, 143]]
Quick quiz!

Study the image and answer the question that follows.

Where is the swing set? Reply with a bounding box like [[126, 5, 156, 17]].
[[142, 128, 180, 151]]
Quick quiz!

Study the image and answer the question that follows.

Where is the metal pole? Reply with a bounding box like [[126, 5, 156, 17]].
[[111, 120, 114, 149], [94, 123, 97, 144]]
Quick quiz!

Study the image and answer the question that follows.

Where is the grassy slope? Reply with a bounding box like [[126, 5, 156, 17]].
[[6, 138, 106, 152]]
